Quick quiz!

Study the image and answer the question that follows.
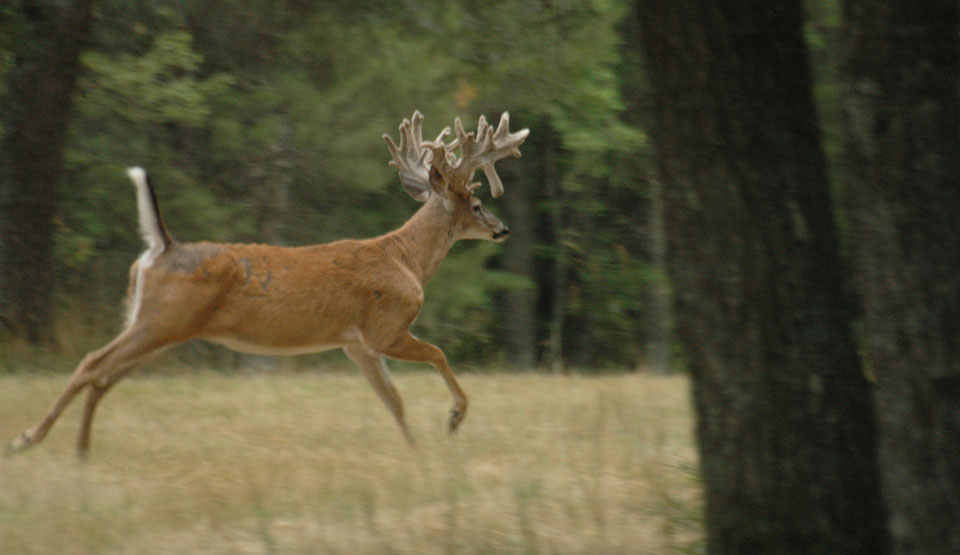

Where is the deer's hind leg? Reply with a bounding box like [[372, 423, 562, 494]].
[[7, 324, 172, 456], [75, 344, 166, 458], [344, 344, 415, 445]]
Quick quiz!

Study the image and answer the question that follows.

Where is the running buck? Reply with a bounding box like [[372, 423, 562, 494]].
[[7, 111, 528, 457]]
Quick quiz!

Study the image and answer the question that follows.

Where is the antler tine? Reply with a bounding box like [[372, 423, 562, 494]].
[[483, 112, 530, 197], [432, 126, 458, 167], [446, 117, 468, 152], [475, 115, 491, 145], [494, 112, 528, 157], [433, 126, 452, 146]]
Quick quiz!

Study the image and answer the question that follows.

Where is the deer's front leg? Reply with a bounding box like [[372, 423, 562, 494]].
[[379, 333, 467, 433]]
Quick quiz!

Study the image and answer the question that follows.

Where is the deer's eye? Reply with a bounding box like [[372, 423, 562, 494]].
[[473, 205, 481, 214]]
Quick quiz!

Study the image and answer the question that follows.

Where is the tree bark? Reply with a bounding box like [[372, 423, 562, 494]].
[[840, 1, 960, 552], [638, 2, 888, 552], [0, 0, 95, 345]]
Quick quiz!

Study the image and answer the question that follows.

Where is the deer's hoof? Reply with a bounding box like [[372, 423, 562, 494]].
[[5, 432, 32, 457], [448, 408, 466, 434]]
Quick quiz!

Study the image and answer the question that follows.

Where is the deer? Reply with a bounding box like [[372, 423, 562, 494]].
[[6, 111, 529, 457]]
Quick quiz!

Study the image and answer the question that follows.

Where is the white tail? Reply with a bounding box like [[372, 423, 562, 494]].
[[7, 111, 528, 457], [126, 166, 171, 253]]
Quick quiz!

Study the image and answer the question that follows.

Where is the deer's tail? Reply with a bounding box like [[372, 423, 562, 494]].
[[126, 167, 173, 252]]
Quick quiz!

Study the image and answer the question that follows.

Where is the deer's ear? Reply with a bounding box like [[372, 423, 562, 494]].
[[400, 172, 431, 202], [429, 166, 448, 195]]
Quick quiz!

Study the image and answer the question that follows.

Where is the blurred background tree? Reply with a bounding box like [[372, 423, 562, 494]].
[[0, 0, 94, 346]]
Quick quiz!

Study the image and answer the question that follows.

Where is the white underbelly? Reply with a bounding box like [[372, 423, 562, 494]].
[[206, 336, 344, 356]]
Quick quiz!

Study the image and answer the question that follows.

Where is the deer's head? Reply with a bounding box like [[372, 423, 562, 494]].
[[384, 111, 529, 243]]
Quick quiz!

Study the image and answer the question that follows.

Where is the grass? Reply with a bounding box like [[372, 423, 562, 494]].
[[0, 365, 702, 554]]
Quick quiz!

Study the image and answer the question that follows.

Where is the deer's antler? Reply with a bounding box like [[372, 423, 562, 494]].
[[386, 111, 528, 199], [383, 111, 429, 201], [436, 112, 529, 198]]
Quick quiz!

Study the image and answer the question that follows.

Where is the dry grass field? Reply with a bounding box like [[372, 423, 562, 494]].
[[0, 366, 701, 554]]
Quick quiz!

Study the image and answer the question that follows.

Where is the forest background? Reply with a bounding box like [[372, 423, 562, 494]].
[[0, 0, 658, 370]]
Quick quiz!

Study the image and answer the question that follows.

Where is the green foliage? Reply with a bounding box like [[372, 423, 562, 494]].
[[419, 243, 536, 362], [82, 31, 232, 127]]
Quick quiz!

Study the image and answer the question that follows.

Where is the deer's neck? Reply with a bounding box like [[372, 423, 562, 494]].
[[384, 198, 456, 286]]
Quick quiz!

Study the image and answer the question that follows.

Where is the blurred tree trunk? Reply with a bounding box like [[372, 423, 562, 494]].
[[638, 1, 888, 552], [840, 1, 960, 551], [644, 175, 672, 373], [571, 201, 596, 369], [544, 126, 566, 373], [618, 4, 672, 373], [499, 149, 537, 369], [0, 0, 94, 345]]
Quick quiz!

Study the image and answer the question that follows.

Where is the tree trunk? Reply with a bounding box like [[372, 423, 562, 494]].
[[840, 2, 960, 552], [545, 126, 566, 373], [638, 2, 888, 552], [0, 0, 94, 345], [499, 155, 537, 369], [644, 175, 672, 373]]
